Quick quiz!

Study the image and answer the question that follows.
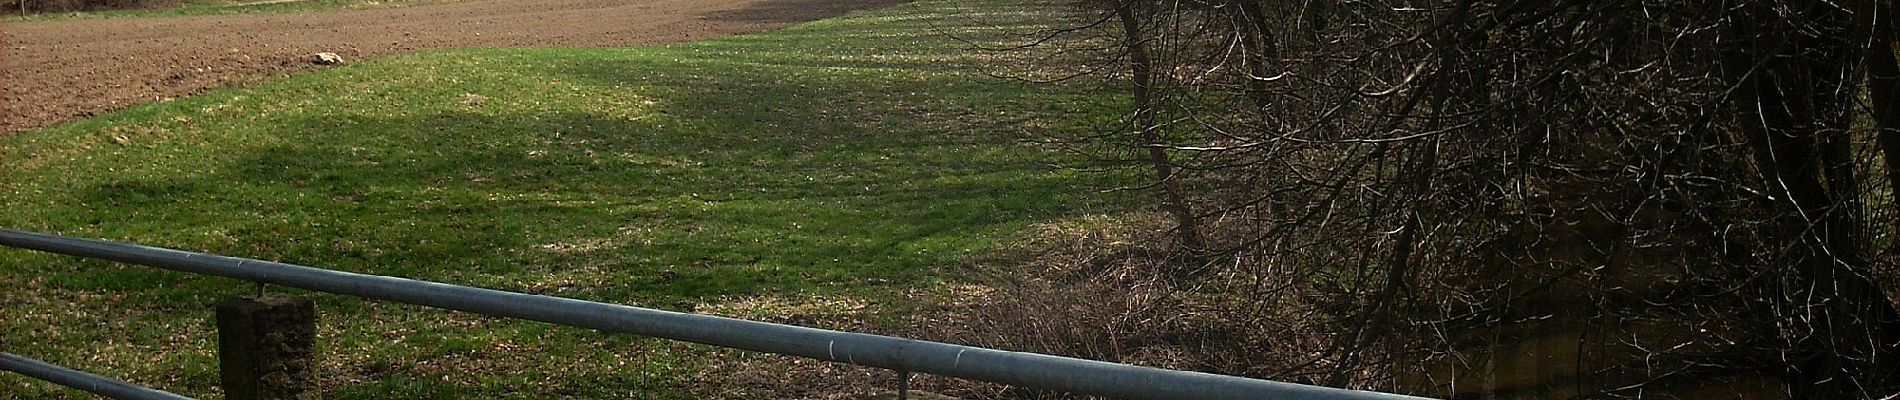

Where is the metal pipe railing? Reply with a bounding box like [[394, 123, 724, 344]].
[[0, 352, 198, 400], [0, 229, 1430, 400]]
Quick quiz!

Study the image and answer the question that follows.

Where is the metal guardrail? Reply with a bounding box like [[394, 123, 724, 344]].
[[0, 228, 1430, 400], [0, 352, 197, 400]]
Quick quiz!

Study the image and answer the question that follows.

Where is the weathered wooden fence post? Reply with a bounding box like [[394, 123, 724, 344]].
[[216, 295, 317, 400]]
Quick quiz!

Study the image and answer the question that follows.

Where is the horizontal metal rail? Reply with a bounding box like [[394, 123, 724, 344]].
[[0, 229, 1430, 400], [0, 352, 198, 400]]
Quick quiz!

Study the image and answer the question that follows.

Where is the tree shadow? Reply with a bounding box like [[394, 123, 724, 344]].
[[698, 0, 911, 24], [55, 102, 1101, 304]]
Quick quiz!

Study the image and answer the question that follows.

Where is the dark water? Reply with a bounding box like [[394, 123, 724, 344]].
[[1407, 214, 1787, 399]]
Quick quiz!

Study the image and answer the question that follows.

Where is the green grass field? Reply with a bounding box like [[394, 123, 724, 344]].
[[0, 1, 1131, 398]]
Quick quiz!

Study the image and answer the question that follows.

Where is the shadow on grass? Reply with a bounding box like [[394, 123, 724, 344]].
[[700, 0, 912, 24], [55, 103, 1098, 302]]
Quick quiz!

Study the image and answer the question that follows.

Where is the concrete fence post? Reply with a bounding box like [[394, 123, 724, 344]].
[[216, 295, 317, 400]]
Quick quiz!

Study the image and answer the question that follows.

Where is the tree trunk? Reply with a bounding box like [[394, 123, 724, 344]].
[[1115, 2, 1202, 254], [1724, 1, 1900, 396], [1237, 0, 1278, 108], [1872, 0, 1900, 241]]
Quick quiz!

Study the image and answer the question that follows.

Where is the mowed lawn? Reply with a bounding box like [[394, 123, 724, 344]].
[[0, 1, 1127, 398]]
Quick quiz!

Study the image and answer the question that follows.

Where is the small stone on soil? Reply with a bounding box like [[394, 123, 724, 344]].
[[313, 52, 344, 65]]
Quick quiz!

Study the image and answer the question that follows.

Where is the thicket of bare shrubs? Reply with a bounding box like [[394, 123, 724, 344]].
[[6, 0, 167, 14], [941, 0, 1900, 398], [919, 215, 1344, 399]]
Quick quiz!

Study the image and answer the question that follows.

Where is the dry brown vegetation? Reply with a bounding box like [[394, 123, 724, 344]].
[[904, 215, 1335, 398], [6, 0, 163, 14]]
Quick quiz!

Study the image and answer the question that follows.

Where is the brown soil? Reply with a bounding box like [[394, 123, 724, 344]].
[[0, 0, 904, 135]]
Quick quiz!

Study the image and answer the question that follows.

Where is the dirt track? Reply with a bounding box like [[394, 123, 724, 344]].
[[0, 0, 903, 134]]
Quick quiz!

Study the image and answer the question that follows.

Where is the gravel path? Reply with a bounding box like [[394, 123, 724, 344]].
[[0, 0, 902, 134]]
